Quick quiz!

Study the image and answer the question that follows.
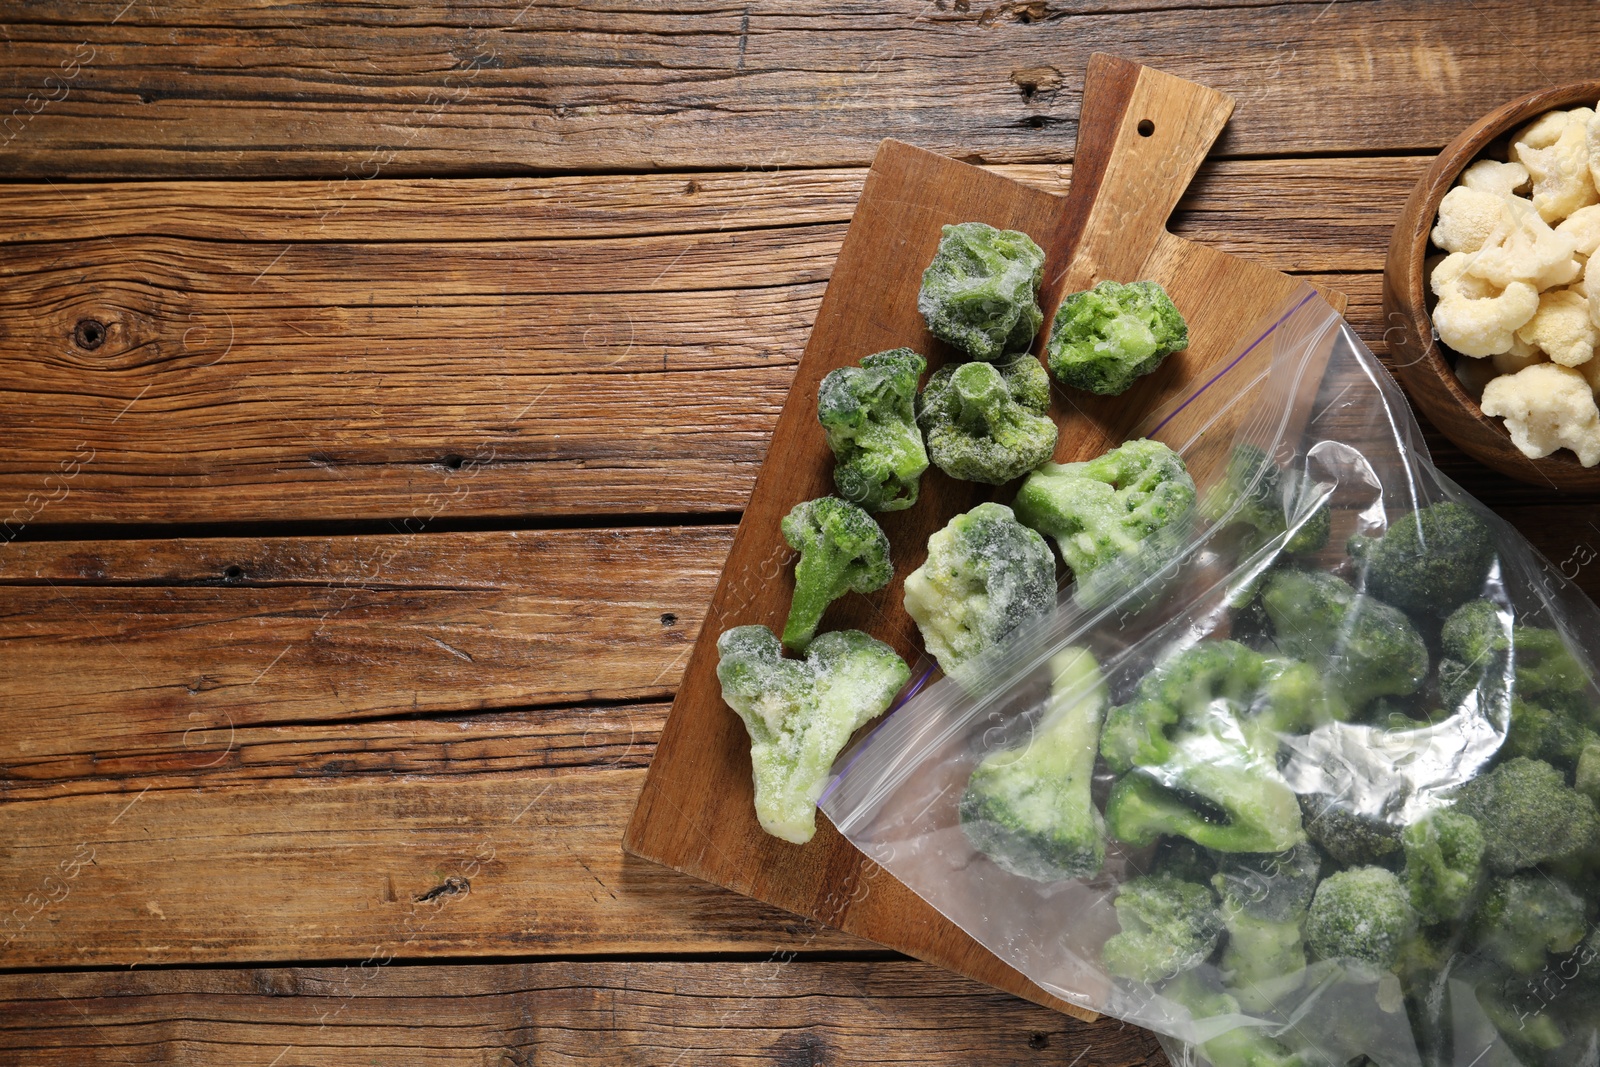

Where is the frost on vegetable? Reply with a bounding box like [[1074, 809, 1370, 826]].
[[917, 222, 1046, 362], [916, 356, 1057, 485], [1513, 107, 1599, 223], [1473, 873, 1587, 974], [960, 647, 1109, 882], [715, 625, 910, 844], [1045, 279, 1189, 396], [1450, 756, 1600, 874], [902, 502, 1055, 683], [817, 347, 929, 512], [1304, 866, 1416, 970], [778, 496, 892, 652], [1013, 438, 1196, 607], [1480, 362, 1600, 466], [1101, 874, 1222, 984]]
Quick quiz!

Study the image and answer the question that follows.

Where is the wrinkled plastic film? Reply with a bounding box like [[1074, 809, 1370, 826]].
[[820, 288, 1600, 1066]]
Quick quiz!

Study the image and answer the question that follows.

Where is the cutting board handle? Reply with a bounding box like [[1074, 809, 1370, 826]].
[[1052, 53, 1235, 292]]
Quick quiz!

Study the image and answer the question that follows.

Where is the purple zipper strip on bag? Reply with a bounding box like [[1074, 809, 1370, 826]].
[[1148, 289, 1318, 437]]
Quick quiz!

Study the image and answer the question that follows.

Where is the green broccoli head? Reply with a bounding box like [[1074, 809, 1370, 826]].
[[1347, 502, 1496, 617], [1203, 443, 1332, 556], [1045, 280, 1189, 396], [1504, 698, 1600, 770], [1473, 873, 1588, 974], [1162, 973, 1316, 1067], [715, 625, 910, 844], [1452, 756, 1600, 874], [1104, 770, 1305, 856], [1305, 866, 1417, 970], [1211, 844, 1320, 1010], [902, 502, 1056, 682], [1262, 569, 1428, 711], [1579, 740, 1600, 802], [817, 348, 930, 512], [1298, 793, 1403, 869], [1439, 599, 1596, 731], [1401, 808, 1484, 925], [1012, 438, 1196, 606], [959, 648, 1109, 881], [1100, 642, 1308, 854], [1101, 874, 1223, 984], [778, 496, 893, 652], [916, 357, 1058, 485], [917, 222, 1046, 362]]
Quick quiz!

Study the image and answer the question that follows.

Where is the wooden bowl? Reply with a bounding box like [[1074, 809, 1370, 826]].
[[1384, 79, 1600, 491]]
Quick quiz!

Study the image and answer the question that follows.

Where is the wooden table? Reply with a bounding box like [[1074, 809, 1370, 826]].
[[1, 3, 1597, 1062]]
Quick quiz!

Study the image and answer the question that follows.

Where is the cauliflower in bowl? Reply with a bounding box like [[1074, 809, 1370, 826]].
[[1432, 101, 1600, 466]]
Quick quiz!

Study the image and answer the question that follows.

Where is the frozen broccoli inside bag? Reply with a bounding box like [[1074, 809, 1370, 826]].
[[918, 222, 1046, 362], [813, 286, 1600, 1067]]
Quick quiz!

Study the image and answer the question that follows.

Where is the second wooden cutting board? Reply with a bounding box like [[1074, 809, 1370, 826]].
[[625, 53, 1347, 1018]]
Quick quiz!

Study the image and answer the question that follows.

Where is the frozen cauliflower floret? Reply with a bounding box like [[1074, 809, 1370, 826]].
[[1516, 111, 1573, 152], [1556, 204, 1600, 256], [1460, 158, 1530, 198], [1431, 252, 1539, 357], [1480, 363, 1600, 466], [1491, 334, 1548, 376], [1465, 199, 1581, 290], [1432, 187, 1512, 254], [1515, 108, 1599, 223], [1582, 354, 1600, 394], [1516, 288, 1598, 366], [1586, 109, 1600, 195]]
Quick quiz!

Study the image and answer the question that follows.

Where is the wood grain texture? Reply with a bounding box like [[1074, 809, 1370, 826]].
[[0, 528, 728, 778], [0, 961, 1166, 1067], [626, 58, 1335, 1022], [0, 158, 1413, 526], [1384, 79, 1600, 491], [0, 765, 867, 969], [0, 1, 1593, 177]]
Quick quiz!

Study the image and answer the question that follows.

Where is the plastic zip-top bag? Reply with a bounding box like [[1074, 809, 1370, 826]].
[[820, 286, 1600, 1067]]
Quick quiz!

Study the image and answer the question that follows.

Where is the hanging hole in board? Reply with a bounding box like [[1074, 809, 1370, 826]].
[[1137, 119, 1155, 137]]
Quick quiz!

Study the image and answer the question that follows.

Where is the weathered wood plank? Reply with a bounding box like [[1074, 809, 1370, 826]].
[[0, 766, 863, 968], [0, 1, 1589, 177], [0, 529, 727, 779], [0, 159, 1424, 526], [0, 961, 1167, 1067]]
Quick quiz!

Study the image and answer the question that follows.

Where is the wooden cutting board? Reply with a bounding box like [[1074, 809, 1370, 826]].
[[624, 53, 1347, 1019]]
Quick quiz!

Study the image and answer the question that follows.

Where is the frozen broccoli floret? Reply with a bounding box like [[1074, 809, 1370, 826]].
[[715, 625, 910, 843], [902, 502, 1056, 681], [1100, 641, 1309, 854], [1262, 570, 1428, 710], [1401, 808, 1484, 925], [1305, 866, 1417, 970], [1473, 874, 1587, 974], [1504, 697, 1600, 769], [1162, 973, 1315, 1067], [1211, 844, 1320, 1010], [1475, 974, 1572, 1056], [1451, 757, 1600, 873], [817, 348, 929, 512], [1298, 793, 1403, 868], [1101, 874, 1224, 984], [960, 648, 1109, 881], [1046, 280, 1189, 396], [1012, 438, 1196, 606], [1438, 600, 1595, 727], [1203, 443, 1332, 556], [918, 222, 1045, 362], [779, 497, 893, 652], [1347, 502, 1496, 617], [916, 357, 1058, 485], [1579, 741, 1600, 801]]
